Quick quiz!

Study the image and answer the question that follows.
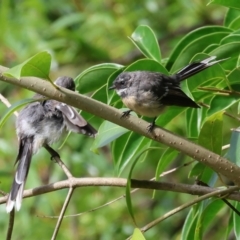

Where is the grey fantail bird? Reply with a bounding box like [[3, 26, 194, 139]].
[[6, 76, 97, 212], [109, 56, 225, 131]]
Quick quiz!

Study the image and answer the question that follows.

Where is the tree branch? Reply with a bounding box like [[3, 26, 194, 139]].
[[0, 178, 240, 205], [0, 67, 240, 185]]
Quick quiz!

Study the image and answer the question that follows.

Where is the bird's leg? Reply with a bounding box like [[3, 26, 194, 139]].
[[44, 144, 60, 160], [121, 109, 132, 118], [44, 145, 73, 179], [147, 117, 157, 132]]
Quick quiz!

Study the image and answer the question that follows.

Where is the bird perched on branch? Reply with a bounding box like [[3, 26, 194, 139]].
[[6, 76, 97, 212], [109, 56, 225, 131]]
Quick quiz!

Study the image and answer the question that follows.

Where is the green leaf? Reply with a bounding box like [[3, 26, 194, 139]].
[[130, 25, 161, 62], [75, 63, 123, 93], [91, 120, 129, 150], [118, 135, 149, 175], [201, 199, 225, 233], [199, 112, 223, 155], [155, 148, 178, 181], [208, 95, 238, 116], [181, 208, 199, 240], [189, 162, 206, 178], [131, 228, 146, 240], [227, 66, 240, 86], [224, 8, 240, 28], [224, 212, 234, 239], [156, 106, 186, 127], [125, 58, 168, 74], [112, 130, 151, 175], [233, 202, 240, 238], [186, 108, 200, 138], [50, 13, 84, 33], [166, 26, 232, 71], [220, 34, 240, 44], [208, 0, 240, 10], [225, 128, 240, 165], [190, 112, 223, 183], [209, 42, 240, 71], [4, 51, 51, 80], [228, 17, 240, 30], [126, 147, 158, 224], [0, 98, 40, 129]]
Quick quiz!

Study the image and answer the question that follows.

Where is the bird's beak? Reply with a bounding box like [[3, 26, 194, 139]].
[[108, 85, 115, 90]]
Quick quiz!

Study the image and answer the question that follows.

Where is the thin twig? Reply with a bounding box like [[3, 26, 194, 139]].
[[198, 87, 240, 96], [44, 144, 74, 239], [0, 94, 18, 117], [126, 186, 240, 239], [6, 209, 15, 240], [222, 144, 230, 150], [51, 188, 74, 240], [38, 160, 195, 219], [224, 111, 240, 122]]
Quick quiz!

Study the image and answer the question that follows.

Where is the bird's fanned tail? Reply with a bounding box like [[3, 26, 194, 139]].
[[6, 137, 33, 212], [176, 56, 226, 82]]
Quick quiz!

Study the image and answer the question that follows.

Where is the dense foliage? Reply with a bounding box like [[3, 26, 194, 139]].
[[1, 0, 240, 239]]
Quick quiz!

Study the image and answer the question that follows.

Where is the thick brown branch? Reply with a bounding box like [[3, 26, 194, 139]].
[[0, 67, 240, 185]]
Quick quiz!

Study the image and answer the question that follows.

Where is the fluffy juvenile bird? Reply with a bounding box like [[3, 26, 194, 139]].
[[109, 56, 225, 131], [6, 76, 97, 212]]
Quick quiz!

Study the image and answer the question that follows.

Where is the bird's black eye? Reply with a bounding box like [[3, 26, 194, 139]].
[[120, 80, 125, 85]]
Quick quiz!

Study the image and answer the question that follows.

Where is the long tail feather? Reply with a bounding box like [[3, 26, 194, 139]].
[[6, 137, 33, 212], [176, 56, 227, 81]]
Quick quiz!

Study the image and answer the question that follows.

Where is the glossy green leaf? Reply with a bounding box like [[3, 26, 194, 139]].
[[155, 148, 178, 181], [4, 51, 51, 80], [126, 147, 158, 224], [228, 17, 240, 30], [203, 44, 220, 53], [131, 228, 145, 240], [126, 173, 136, 224], [118, 136, 150, 176], [199, 112, 223, 154], [224, 8, 240, 28], [201, 199, 225, 233], [209, 0, 240, 10], [75, 63, 123, 93], [220, 34, 240, 44], [181, 208, 199, 240], [155, 106, 186, 127], [190, 112, 223, 182], [125, 58, 168, 74], [0, 98, 40, 129], [224, 212, 234, 239], [225, 128, 240, 165], [189, 162, 206, 178], [112, 130, 151, 175], [186, 108, 200, 138], [227, 67, 240, 85], [209, 42, 240, 71], [166, 26, 232, 71], [208, 95, 238, 116], [233, 202, 240, 238], [91, 121, 129, 150], [130, 25, 161, 62]]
